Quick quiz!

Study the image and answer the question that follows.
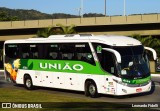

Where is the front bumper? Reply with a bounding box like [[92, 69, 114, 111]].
[[115, 81, 151, 96]]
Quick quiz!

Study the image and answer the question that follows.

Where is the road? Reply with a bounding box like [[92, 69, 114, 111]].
[[0, 72, 160, 102]]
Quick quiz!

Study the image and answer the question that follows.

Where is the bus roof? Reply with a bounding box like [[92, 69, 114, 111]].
[[4, 34, 142, 46]]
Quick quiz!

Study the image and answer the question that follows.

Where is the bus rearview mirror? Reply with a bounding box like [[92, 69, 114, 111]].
[[102, 48, 121, 63]]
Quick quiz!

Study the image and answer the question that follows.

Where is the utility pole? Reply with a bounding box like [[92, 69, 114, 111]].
[[81, 0, 83, 18], [124, 0, 126, 16], [76, 8, 81, 17], [105, 0, 106, 16]]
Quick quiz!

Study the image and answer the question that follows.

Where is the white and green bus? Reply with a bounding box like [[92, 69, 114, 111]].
[[4, 34, 157, 97]]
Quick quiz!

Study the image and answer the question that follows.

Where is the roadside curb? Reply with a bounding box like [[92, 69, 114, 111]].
[[151, 74, 160, 77]]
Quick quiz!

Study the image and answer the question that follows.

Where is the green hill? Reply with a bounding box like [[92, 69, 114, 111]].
[[0, 7, 104, 21], [0, 7, 79, 20]]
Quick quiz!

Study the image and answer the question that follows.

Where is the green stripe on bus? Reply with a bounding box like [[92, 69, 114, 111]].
[[122, 76, 151, 84], [20, 59, 112, 75]]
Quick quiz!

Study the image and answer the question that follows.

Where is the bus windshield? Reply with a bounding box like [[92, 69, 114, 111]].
[[113, 45, 150, 79]]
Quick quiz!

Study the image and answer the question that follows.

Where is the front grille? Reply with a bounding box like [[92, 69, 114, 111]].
[[127, 82, 150, 87]]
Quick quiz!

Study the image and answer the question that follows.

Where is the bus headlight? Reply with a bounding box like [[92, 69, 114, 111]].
[[122, 89, 127, 93], [113, 79, 127, 86]]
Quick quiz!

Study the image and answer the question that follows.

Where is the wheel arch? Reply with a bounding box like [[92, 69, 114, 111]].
[[23, 73, 31, 84], [84, 79, 98, 93]]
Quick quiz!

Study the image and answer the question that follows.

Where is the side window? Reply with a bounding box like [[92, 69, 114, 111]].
[[45, 44, 59, 60], [30, 45, 38, 59], [41, 43, 95, 65], [44, 44, 75, 60], [92, 43, 108, 66], [5, 44, 19, 59], [21, 44, 41, 59], [60, 44, 75, 60], [101, 50, 117, 75], [75, 43, 95, 65], [21, 44, 30, 59], [92, 43, 117, 75]]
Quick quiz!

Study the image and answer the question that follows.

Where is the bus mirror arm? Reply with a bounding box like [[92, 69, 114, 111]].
[[102, 48, 121, 63], [144, 47, 157, 61]]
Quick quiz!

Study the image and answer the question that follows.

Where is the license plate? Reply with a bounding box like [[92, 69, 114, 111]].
[[136, 88, 142, 92]]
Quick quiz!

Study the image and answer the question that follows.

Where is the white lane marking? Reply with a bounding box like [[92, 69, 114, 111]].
[[152, 85, 160, 87]]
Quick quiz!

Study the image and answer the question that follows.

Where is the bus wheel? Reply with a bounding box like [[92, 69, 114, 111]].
[[85, 81, 98, 98], [24, 75, 33, 90]]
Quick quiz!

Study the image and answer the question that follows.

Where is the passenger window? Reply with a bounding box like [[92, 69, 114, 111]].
[[75, 43, 95, 65], [21, 44, 41, 59], [5, 44, 19, 59], [62, 53, 74, 60], [60, 44, 75, 60], [45, 44, 59, 60], [35, 43, 95, 65], [21, 45, 30, 59], [22, 53, 29, 59], [30, 45, 38, 59], [49, 52, 58, 59]]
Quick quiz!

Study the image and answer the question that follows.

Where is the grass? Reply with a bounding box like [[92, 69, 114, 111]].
[[0, 87, 92, 102], [0, 87, 158, 111]]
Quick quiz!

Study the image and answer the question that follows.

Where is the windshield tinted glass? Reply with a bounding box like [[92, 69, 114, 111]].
[[113, 46, 150, 79]]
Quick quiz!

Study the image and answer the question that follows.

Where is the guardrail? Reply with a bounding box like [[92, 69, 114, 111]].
[[0, 14, 160, 29]]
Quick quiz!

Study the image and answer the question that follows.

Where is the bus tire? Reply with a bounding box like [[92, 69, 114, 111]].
[[85, 81, 90, 97], [24, 75, 34, 90], [85, 81, 98, 98]]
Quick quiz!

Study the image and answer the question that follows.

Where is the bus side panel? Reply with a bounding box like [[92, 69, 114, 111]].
[[99, 76, 117, 95], [31, 70, 42, 86], [64, 73, 82, 91], [16, 70, 42, 86], [51, 72, 66, 89], [16, 69, 24, 84], [80, 74, 104, 94], [42, 71, 84, 91], [41, 71, 54, 88]]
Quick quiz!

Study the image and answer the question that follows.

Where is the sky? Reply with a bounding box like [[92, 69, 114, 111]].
[[0, 0, 160, 16]]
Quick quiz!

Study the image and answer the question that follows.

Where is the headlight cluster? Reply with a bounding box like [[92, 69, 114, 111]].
[[113, 79, 151, 87], [113, 79, 128, 86]]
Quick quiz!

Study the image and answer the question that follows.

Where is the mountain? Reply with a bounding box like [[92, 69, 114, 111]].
[[0, 7, 104, 21], [0, 7, 51, 20], [0, 7, 79, 20]]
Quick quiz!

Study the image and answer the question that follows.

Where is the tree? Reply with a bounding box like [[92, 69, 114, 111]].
[[36, 24, 77, 37], [132, 34, 160, 58], [56, 24, 76, 34], [132, 34, 160, 47], [0, 11, 9, 21], [11, 16, 19, 21], [0, 11, 19, 21], [37, 26, 55, 38]]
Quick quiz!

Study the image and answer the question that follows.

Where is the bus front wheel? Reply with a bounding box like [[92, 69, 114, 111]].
[[24, 75, 34, 90], [85, 81, 98, 98]]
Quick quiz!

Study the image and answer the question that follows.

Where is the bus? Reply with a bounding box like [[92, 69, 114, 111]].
[[3, 34, 157, 97]]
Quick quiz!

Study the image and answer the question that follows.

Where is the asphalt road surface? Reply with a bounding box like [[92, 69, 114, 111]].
[[0, 72, 160, 102]]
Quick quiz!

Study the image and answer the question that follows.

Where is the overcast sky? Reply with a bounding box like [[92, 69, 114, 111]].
[[0, 0, 160, 16]]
